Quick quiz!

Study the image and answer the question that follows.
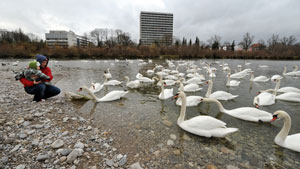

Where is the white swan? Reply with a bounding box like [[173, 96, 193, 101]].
[[104, 68, 112, 79], [156, 75, 176, 86], [88, 82, 104, 93], [271, 75, 283, 81], [271, 110, 300, 152], [276, 92, 300, 102], [136, 73, 156, 83], [250, 72, 269, 82], [226, 73, 240, 87], [254, 78, 281, 107], [124, 76, 140, 89], [79, 86, 128, 102], [103, 78, 122, 86], [283, 67, 300, 76], [201, 98, 273, 122], [174, 92, 238, 138], [205, 80, 238, 101], [65, 91, 93, 100], [176, 83, 203, 106], [277, 87, 300, 93], [158, 81, 173, 100], [180, 83, 202, 92]]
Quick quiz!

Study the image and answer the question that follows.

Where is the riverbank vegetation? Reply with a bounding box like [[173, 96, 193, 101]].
[[0, 28, 299, 60]]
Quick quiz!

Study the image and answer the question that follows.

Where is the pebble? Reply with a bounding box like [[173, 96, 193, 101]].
[[36, 154, 49, 161], [16, 164, 26, 169], [67, 149, 83, 163], [106, 159, 114, 167], [60, 156, 67, 163], [162, 120, 172, 127], [74, 141, 84, 149], [118, 155, 127, 166], [170, 134, 177, 140], [206, 164, 218, 169], [19, 133, 27, 139], [130, 162, 143, 169], [226, 165, 239, 169], [51, 139, 64, 149], [173, 149, 181, 156], [1, 156, 8, 163], [167, 139, 174, 146]]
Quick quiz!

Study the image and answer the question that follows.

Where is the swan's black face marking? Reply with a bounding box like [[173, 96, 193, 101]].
[[104, 71, 107, 73], [173, 93, 179, 99], [271, 115, 278, 122], [79, 88, 83, 92]]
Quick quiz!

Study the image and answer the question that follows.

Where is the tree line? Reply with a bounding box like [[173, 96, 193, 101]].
[[0, 28, 299, 60]]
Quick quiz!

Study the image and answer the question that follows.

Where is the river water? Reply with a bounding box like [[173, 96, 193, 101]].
[[3, 59, 300, 168]]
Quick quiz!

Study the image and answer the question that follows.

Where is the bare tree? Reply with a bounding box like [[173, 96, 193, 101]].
[[281, 35, 297, 46], [267, 34, 279, 47], [241, 32, 254, 50], [207, 35, 222, 50]]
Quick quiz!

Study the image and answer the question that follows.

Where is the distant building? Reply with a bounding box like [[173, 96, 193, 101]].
[[234, 45, 244, 51], [45, 30, 92, 48], [140, 11, 173, 45], [249, 43, 265, 51]]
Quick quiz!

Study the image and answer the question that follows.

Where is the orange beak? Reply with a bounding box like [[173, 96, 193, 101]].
[[271, 116, 277, 122], [78, 88, 82, 92]]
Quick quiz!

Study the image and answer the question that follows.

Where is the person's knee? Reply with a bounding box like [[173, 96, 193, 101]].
[[36, 84, 46, 93]]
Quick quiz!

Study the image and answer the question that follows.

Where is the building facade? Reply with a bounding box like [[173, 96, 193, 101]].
[[140, 11, 173, 46], [45, 30, 92, 48]]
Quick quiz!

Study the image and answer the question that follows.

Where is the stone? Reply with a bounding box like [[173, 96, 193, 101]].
[[19, 133, 27, 139], [60, 156, 67, 163], [67, 149, 83, 163], [106, 159, 114, 167], [173, 149, 181, 156], [182, 134, 191, 141], [74, 141, 84, 149], [24, 114, 34, 121], [60, 149, 72, 156], [152, 150, 160, 157], [9, 144, 21, 153], [167, 140, 174, 146], [130, 162, 143, 169], [16, 164, 26, 169], [162, 120, 172, 127], [51, 139, 64, 149], [221, 147, 230, 154], [36, 154, 49, 161], [170, 134, 177, 140], [117, 154, 123, 160], [118, 155, 127, 166], [1, 156, 8, 163], [206, 164, 218, 169], [226, 165, 239, 169], [70, 165, 76, 169]]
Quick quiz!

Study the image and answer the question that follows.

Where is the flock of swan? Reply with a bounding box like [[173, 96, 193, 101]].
[[66, 59, 300, 153]]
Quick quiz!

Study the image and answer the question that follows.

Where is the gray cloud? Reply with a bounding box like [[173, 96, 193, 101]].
[[1, 0, 299, 44]]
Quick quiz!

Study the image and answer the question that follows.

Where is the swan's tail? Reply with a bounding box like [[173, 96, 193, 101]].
[[211, 128, 239, 138]]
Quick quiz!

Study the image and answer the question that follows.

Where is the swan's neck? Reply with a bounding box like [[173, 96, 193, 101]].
[[250, 73, 254, 81], [179, 82, 184, 92], [293, 66, 298, 72], [226, 75, 230, 86], [178, 95, 186, 124], [161, 83, 165, 97], [125, 77, 130, 84], [84, 87, 100, 102], [205, 82, 213, 97], [206, 98, 226, 112], [273, 79, 281, 95], [283, 67, 287, 75], [275, 115, 291, 145]]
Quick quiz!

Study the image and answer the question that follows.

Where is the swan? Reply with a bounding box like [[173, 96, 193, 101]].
[[226, 73, 240, 87], [174, 92, 238, 138], [276, 92, 300, 102], [250, 72, 269, 82], [146, 67, 156, 75], [201, 98, 273, 122], [253, 78, 280, 107], [283, 67, 300, 76], [104, 68, 112, 79], [224, 67, 248, 79], [65, 91, 93, 100], [79, 86, 128, 102], [277, 87, 300, 93], [205, 80, 238, 101], [271, 110, 300, 152], [176, 82, 203, 106], [103, 78, 122, 86], [156, 75, 176, 86], [88, 82, 104, 93], [183, 76, 204, 85], [158, 81, 173, 100], [179, 82, 202, 92], [124, 76, 140, 89], [136, 73, 156, 83], [271, 75, 283, 81], [292, 65, 300, 74]]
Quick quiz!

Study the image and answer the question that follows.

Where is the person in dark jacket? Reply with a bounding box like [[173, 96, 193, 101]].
[[19, 54, 61, 102]]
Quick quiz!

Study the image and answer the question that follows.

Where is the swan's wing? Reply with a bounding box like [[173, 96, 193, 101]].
[[184, 116, 226, 130], [211, 91, 236, 100], [186, 96, 202, 106], [276, 92, 300, 102], [99, 91, 125, 101], [257, 93, 275, 105], [229, 107, 272, 122], [285, 134, 300, 152]]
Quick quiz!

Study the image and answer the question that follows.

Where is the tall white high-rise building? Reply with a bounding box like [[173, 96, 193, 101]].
[[140, 11, 173, 45]]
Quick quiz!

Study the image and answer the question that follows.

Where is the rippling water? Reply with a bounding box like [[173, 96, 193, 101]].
[[3, 58, 300, 168]]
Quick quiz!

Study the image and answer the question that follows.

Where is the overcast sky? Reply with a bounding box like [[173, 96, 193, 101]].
[[1, 0, 299, 44]]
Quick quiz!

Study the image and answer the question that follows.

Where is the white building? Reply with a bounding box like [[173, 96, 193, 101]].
[[45, 30, 92, 48], [140, 11, 173, 45]]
